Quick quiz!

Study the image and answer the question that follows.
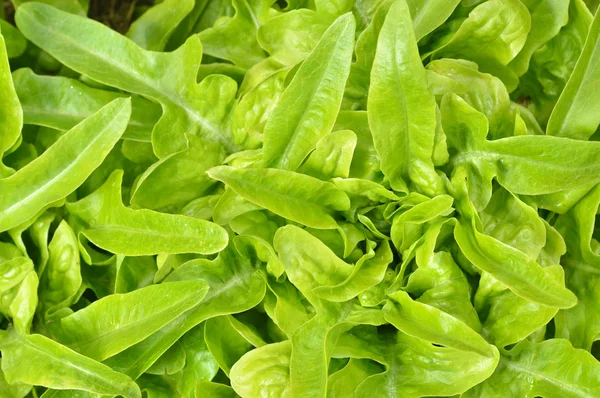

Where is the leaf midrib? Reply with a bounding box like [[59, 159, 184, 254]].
[[277, 30, 347, 169], [21, 106, 153, 129], [27, 14, 234, 151], [119, 268, 262, 376], [16, 334, 131, 393], [0, 112, 117, 220], [62, 286, 206, 359], [505, 361, 590, 398], [218, 171, 339, 227]]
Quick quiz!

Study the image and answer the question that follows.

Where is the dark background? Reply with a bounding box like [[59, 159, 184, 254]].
[[3, 0, 154, 33]]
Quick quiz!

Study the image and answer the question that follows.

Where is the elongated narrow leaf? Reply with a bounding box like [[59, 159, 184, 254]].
[[126, 0, 194, 51], [208, 166, 350, 229], [16, 3, 238, 157], [0, 30, 22, 174], [546, 9, 600, 140], [262, 13, 355, 170], [274, 225, 385, 397], [13, 68, 160, 142], [368, 0, 444, 196], [0, 98, 131, 232], [384, 291, 497, 357], [39, 220, 81, 316], [104, 248, 266, 379], [454, 209, 577, 309], [54, 280, 209, 360], [442, 94, 600, 205], [408, 0, 460, 41], [0, 329, 141, 398], [0, 20, 26, 58], [67, 170, 228, 255]]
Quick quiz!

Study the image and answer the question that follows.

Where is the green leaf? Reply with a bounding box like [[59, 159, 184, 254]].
[[433, 0, 531, 88], [554, 184, 600, 350], [313, 240, 393, 302], [145, 341, 186, 375], [38, 220, 81, 316], [464, 339, 600, 397], [103, 246, 265, 379], [0, 98, 130, 233], [208, 166, 350, 229], [384, 290, 496, 357], [479, 186, 546, 257], [230, 341, 291, 397], [546, 8, 600, 140], [0, 255, 38, 333], [165, 0, 211, 50], [130, 134, 224, 211], [53, 280, 208, 361], [172, 324, 219, 397], [368, 0, 444, 196], [508, 0, 569, 77], [297, 130, 357, 180], [13, 68, 160, 142], [262, 13, 355, 170], [555, 267, 600, 351], [205, 316, 255, 375], [212, 190, 262, 226], [0, 20, 27, 58], [333, 326, 499, 398], [274, 225, 385, 396], [257, 10, 330, 65], [198, 0, 271, 69], [264, 276, 312, 336], [114, 256, 157, 293], [514, 0, 592, 125], [67, 170, 229, 255], [333, 111, 380, 180], [475, 267, 561, 348], [408, 0, 460, 41], [0, 359, 31, 398], [0, 329, 141, 398], [452, 171, 578, 309], [18, 210, 55, 274], [16, 3, 239, 157], [403, 220, 481, 330], [342, 1, 389, 110], [427, 59, 515, 140], [0, 257, 33, 292], [442, 94, 600, 207], [327, 358, 383, 398], [0, 28, 22, 176], [11, 0, 87, 15], [126, 0, 195, 51], [195, 382, 238, 398], [390, 194, 454, 253]]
